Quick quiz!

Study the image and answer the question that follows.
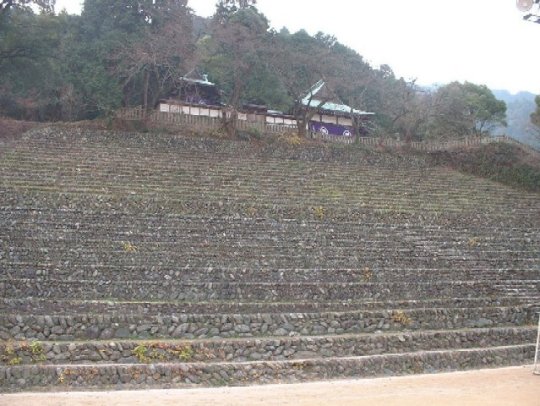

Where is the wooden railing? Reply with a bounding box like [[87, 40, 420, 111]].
[[353, 135, 538, 157], [310, 133, 513, 150], [116, 108, 539, 156]]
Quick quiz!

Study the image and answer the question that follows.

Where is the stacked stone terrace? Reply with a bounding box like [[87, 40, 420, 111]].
[[0, 128, 539, 391]]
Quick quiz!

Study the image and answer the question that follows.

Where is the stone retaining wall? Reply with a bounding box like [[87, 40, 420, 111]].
[[1, 127, 538, 392], [1, 297, 531, 316], [6, 279, 539, 302], [0, 345, 534, 392], [0, 306, 533, 341], [7, 264, 540, 284], [0, 327, 535, 366]]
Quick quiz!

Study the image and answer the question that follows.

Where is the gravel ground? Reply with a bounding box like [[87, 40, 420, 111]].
[[1, 366, 539, 406]]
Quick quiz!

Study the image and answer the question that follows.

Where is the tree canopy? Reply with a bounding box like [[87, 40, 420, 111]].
[[424, 82, 506, 140], [0, 0, 55, 15], [0, 1, 508, 141]]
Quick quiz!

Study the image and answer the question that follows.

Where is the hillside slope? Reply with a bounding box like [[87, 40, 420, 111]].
[[0, 128, 539, 391]]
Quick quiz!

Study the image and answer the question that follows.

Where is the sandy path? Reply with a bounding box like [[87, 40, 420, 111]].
[[2, 366, 539, 406]]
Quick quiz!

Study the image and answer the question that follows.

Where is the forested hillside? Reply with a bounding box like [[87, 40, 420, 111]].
[[493, 90, 540, 149], [1, 0, 538, 142]]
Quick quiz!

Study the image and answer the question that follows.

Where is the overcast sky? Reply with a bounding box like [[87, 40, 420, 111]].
[[56, 0, 539, 94]]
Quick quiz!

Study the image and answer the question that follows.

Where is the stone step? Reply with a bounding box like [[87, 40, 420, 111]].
[[3, 253, 537, 271], [5, 220, 536, 240], [1, 141, 530, 177], [495, 281, 540, 296], [1, 207, 533, 223], [1, 161, 537, 203], [0, 161, 460, 182], [4, 257, 537, 273], [0, 130, 519, 168], [1, 327, 535, 366], [4, 264, 539, 283], [3, 144, 426, 166], [3, 226, 538, 247], [1, 198, 536, 226], [0, 345, 534, 392], [0, 151, 531, 193], [0, 162, 468, 182], [5, 227, 536, 247], [2, 181, 533, 207], [1, 186, 535, 212], [2, 205, 537, 226], [0, 305, 533, 341], [4, 191, 531, 217], [0, 154, 535, 186], [0, 184, 533, 209], [4, 235, 537, 253], [3, 278, 538, 302], [0, 162, 481, 180], [1, 297, 534, 316]]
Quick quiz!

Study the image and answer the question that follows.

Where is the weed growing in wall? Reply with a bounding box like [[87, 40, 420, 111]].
[[132, 343, 194, 363], [245, 206, 258, 217], [392, 310, 412, 326], [122, 242, 138, 253], [468, 237, 480, 248], [170, 345, 194, 362], [313, 206, 325, 220], [132, 344, 150, 363], [362, 267, 374, 282], [1, 340, 47, 365], [279, 132, 304, 146]]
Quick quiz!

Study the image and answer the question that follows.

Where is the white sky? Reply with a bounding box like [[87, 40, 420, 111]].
[[56, 0, 540, 94]]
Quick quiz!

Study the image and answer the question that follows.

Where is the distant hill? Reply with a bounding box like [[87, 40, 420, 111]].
[[492, 90, 539, 149]]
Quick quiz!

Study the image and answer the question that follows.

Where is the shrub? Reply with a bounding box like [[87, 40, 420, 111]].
[[429, 143, 540, 192]]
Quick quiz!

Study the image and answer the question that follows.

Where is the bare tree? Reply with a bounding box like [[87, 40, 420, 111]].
[[204, 5, 268, 135], [115, 0, 195, 111], [266, 32, 341, 137]]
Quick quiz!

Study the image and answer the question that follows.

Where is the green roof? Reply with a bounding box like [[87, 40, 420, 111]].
[[301, 80, 374, 116]]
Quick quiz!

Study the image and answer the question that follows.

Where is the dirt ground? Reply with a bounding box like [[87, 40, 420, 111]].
[[2, 366, 539, 406]]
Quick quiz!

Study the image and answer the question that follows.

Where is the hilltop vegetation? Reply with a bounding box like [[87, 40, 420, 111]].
[[492, 90, 540, 149], [429, 143, 540, 192], [0, 0, 527, 142]]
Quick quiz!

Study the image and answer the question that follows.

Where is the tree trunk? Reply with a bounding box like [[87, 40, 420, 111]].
[[298, 117, 308, 138], [295, 109, 316, 138], [220, 75, 244, 137], [143, 69, 150, 116]]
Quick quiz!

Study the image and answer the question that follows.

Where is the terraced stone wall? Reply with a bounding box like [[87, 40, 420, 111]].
[[0, 306, 536, 342], [1, 328, 535, 366], [1, 346, 534, 391], [1, 127, 538, 392]]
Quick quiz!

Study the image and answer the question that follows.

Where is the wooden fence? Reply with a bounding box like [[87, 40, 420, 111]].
[[117, 107, 296, 135], [310, 132, 356, 144], [317, 133, 539, 157], [117, 107, 539, 156]]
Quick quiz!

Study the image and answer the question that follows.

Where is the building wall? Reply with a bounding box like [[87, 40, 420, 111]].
[[159, 101, 298, 127], [159, 102, 222, 118]]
